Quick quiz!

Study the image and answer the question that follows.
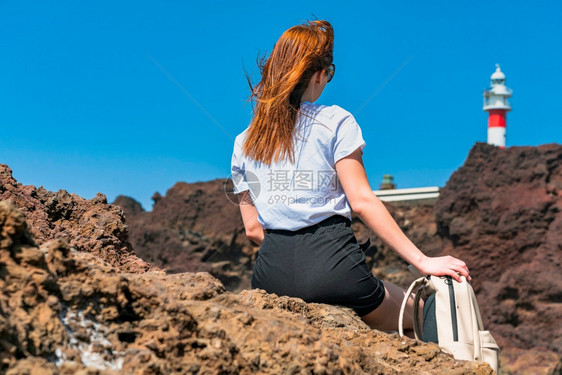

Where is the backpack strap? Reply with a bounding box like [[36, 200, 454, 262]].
[[398, 276, 427, 338], [412, 284, 425, 340], [467, 278, 484, 361]]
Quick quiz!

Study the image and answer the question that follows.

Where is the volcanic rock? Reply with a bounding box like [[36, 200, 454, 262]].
[[114, 179, 255, 291], [0, 164, 155, 273], [0, 200, 493, 374], [434, 143, 562, 354], [114, 142, 562, 373]]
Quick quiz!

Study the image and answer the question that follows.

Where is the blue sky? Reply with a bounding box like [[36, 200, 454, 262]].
[[1, 1, 561, 210]]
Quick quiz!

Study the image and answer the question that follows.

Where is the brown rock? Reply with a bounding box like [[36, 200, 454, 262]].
[[113, 142, 562, 372], [434, 143, 562, 354], [499, 347, 562, 375], [113, 179, 254, 291], [0, 164, 155, 273], [1, 199, 493, 374]]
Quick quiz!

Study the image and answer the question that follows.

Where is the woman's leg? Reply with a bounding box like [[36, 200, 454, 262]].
[[360, 281, 423, 336]]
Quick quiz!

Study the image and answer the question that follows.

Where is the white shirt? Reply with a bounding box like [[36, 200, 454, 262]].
[[230, 101, 366, 231]]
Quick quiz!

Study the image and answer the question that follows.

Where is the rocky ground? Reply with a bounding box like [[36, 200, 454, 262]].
[[0, 199, 495, 374], [113, 143, 562, 374], [0, 165, 155, 274], [1, 142, 560, 373]]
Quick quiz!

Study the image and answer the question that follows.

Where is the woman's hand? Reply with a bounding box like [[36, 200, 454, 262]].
[[416, 255, 471, 283]]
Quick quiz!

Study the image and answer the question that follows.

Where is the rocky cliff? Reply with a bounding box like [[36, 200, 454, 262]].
[[0, 199, 493, 374], [114, 143, 562, 374], [113, 179, 254, 291], [434, 143, 562, 355], [0, 165, 155, 273]]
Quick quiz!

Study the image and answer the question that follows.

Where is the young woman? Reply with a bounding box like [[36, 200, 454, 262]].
[[230, 20, 470, 331]]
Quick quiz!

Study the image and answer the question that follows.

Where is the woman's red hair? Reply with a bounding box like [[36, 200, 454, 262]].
[[243, 20, 334, 165]]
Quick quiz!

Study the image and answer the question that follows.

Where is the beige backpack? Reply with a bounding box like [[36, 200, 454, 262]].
[[398, 275, 500, 373]]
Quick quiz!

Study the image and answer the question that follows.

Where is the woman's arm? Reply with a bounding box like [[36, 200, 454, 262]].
[[335, 148, 470, 282], [236, 190, 265, 246]]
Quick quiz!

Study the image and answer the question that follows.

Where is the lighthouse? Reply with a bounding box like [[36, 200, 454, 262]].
[[483, 64, 512, 148]]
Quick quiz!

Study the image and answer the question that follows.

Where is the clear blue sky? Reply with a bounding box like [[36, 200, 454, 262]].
[[1, 1, 561, 210]]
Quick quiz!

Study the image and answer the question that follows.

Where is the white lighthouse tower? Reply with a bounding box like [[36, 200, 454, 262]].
[[483, 64, 512, 148]]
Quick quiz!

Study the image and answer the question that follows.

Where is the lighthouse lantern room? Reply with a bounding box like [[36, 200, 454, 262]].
[[483, 64, 512, 148]]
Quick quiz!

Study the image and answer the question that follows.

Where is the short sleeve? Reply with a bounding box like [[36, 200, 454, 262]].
[[231, 141, 250, 194], [333, 114, 366, 163]]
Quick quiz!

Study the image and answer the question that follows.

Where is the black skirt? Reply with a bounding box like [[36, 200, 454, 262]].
[[252, 215, 385, 317]]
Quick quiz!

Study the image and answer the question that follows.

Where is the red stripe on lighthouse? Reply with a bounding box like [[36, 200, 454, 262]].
[[488, 109, 506, 128]]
